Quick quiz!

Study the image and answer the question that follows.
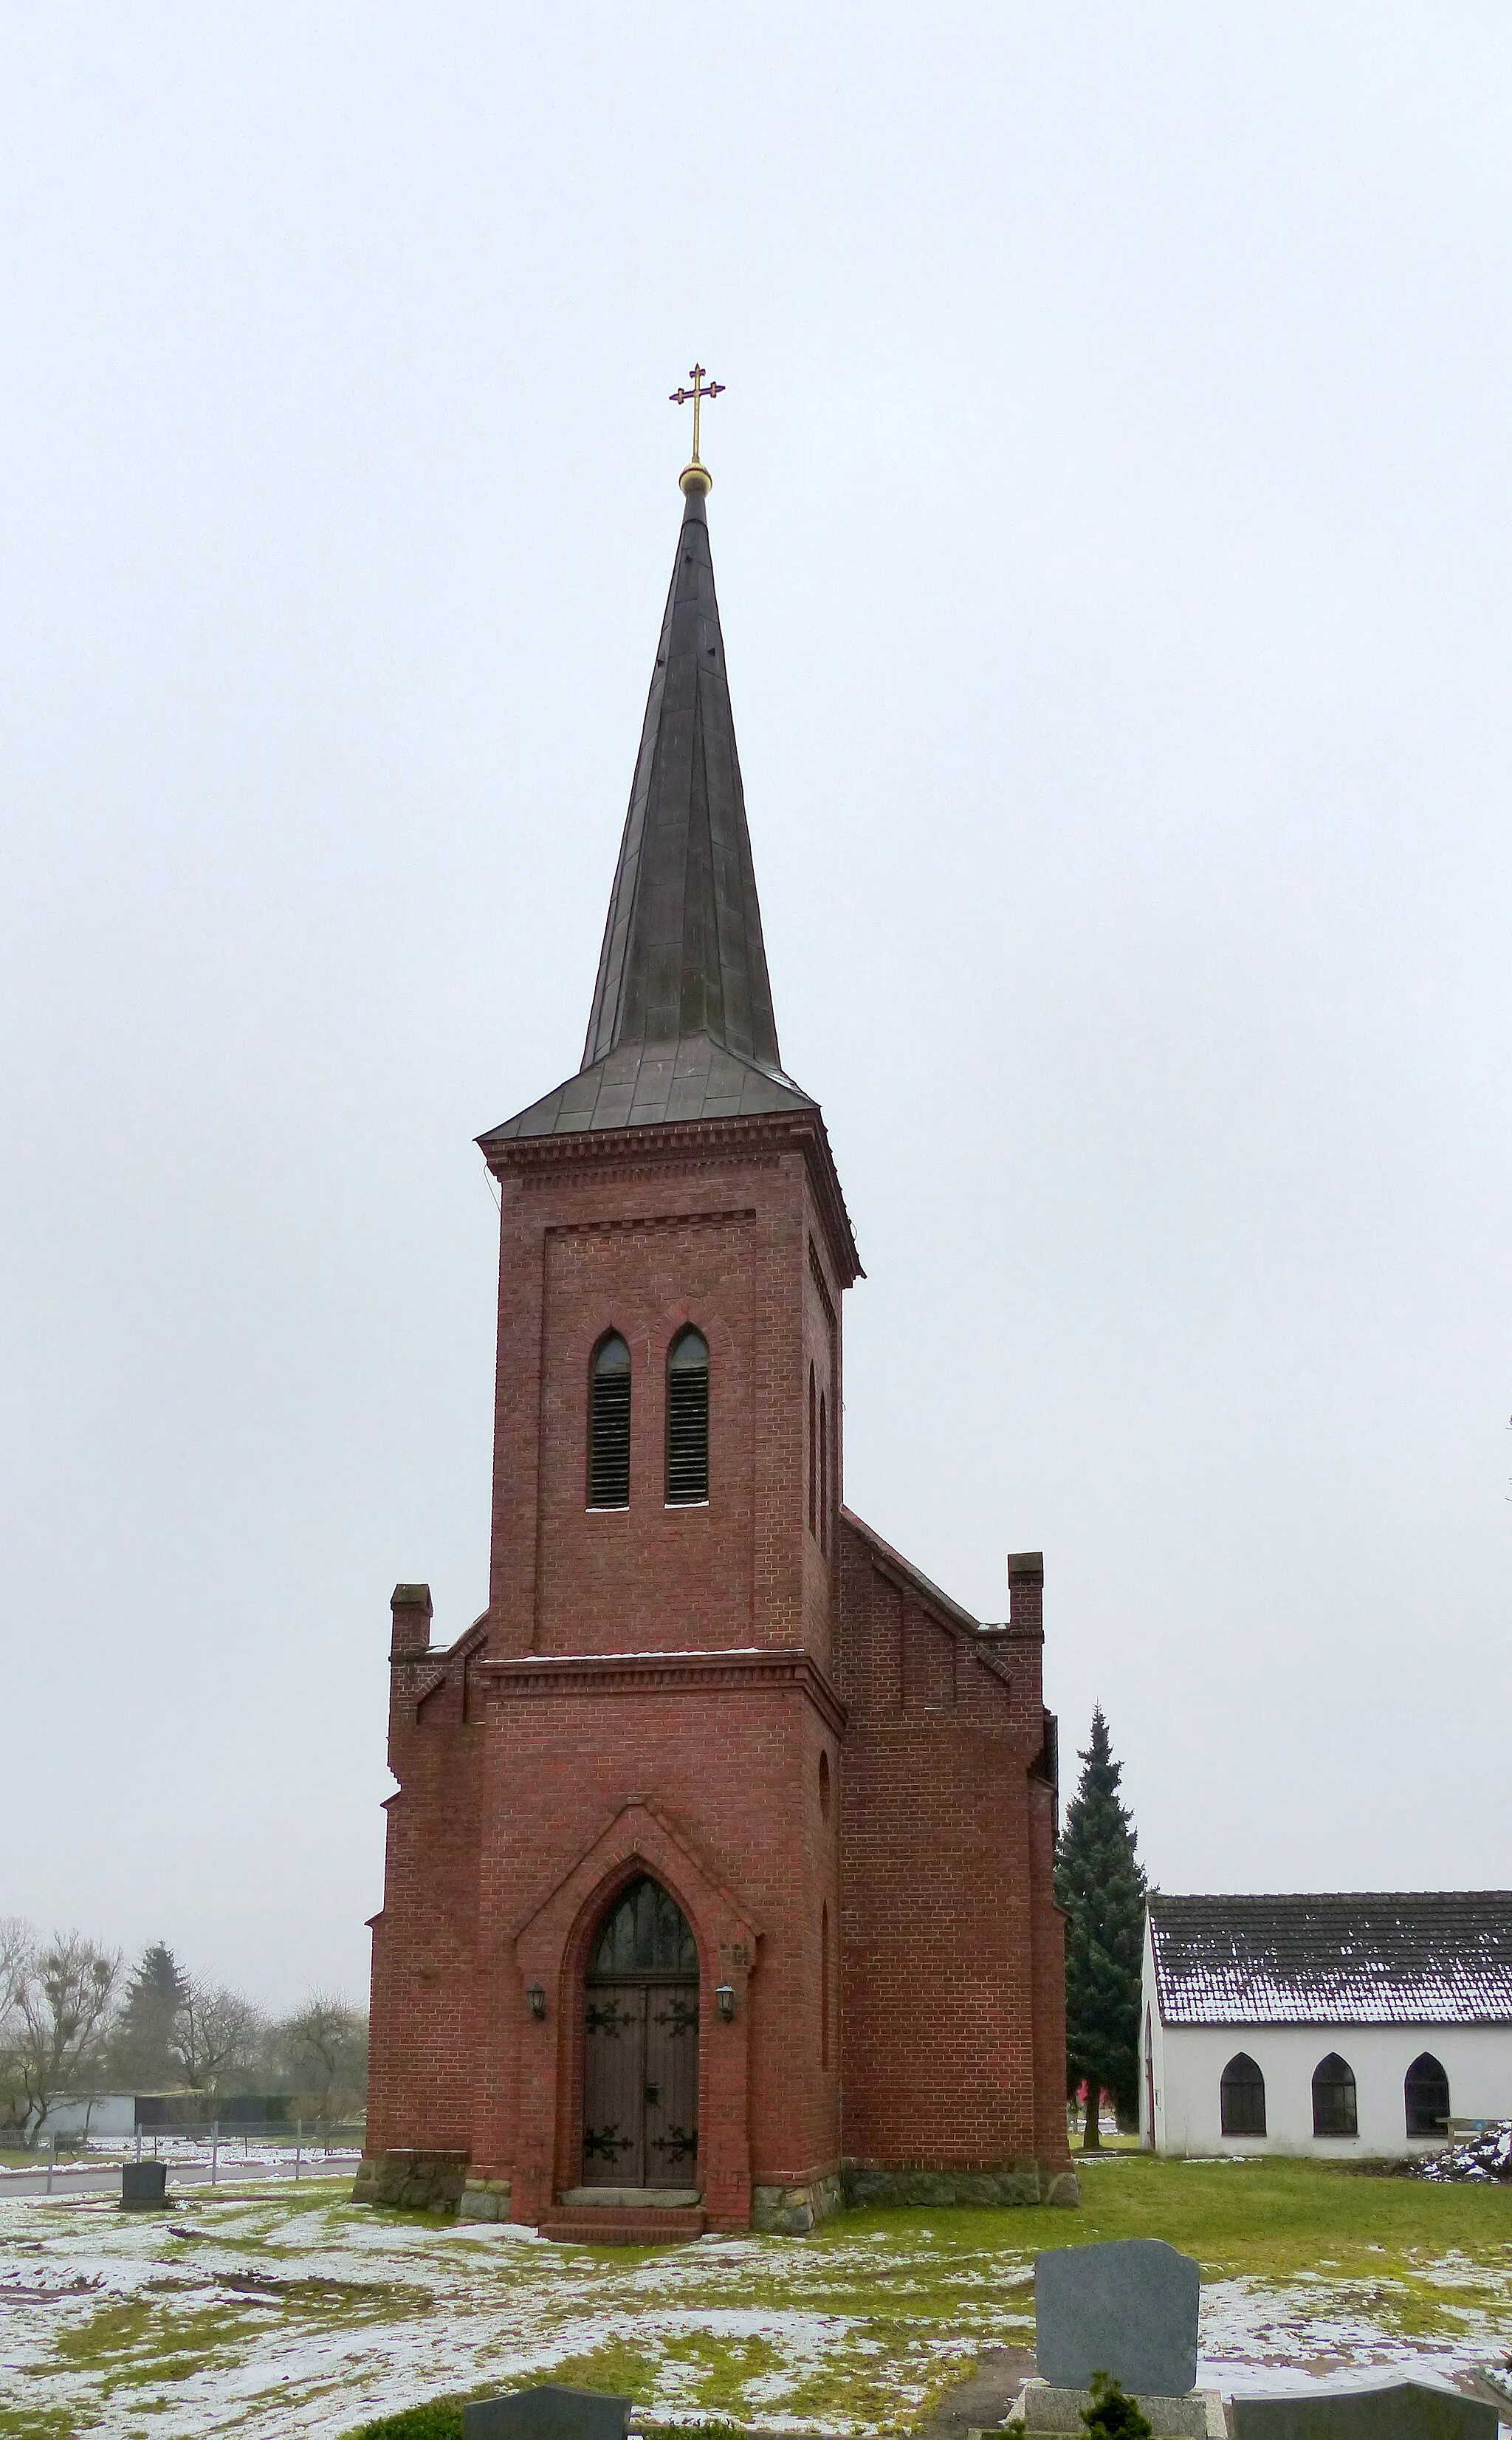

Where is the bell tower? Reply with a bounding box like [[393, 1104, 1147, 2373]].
[[477, 457, 858, 1682]]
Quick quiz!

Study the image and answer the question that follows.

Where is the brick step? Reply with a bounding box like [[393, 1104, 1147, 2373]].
[[538, 2207, 705, 2245]]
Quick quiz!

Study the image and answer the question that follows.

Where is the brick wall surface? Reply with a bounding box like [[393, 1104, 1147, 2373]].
[[365, 1109, 1068, 2219], [832, 1522, 1069, 2170]]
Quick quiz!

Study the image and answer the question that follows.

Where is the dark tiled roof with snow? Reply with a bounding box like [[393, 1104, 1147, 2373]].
[[1149, 1892, 1512, 2026]]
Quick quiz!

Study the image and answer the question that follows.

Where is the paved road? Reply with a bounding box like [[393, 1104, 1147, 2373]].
[[1, 2156, 358, 2200]]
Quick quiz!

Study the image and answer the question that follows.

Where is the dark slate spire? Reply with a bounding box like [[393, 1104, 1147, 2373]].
[[584, 482, 780, 1072], [484, 475, 814, 1142]]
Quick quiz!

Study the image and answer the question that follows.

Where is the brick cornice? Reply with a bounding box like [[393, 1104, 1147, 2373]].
[[481, 1109, 862, 1288], [544, 1204, 757, 1239], [477, 1645, 848, 1739]]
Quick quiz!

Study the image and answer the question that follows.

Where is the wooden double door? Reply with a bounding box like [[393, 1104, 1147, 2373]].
[[582, 1877, 700, 2188]]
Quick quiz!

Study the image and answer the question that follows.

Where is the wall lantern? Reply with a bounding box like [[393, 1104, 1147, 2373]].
[[526, 1983, 547, 2021], [715, 1982, 736, 2023]]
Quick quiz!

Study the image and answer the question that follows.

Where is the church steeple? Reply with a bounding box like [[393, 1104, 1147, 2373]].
[[583, 479, 783, 1075], [484, 474, 816, 1142]]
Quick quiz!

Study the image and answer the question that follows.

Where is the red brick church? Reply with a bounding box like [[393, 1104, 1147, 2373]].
[[360, 439, 1073, 2238]]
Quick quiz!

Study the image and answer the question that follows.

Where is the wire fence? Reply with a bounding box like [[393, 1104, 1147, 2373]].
[[4, 2124, 365, 2193]]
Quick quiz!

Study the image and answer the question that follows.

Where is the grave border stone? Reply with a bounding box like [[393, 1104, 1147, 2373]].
[[1230, 2378, 1497, 2440], [997, 2380, 1226, 2435]]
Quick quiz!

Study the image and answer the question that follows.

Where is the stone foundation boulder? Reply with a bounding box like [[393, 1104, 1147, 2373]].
[[351, 2149, 470, 2211], [458, 2178, 515, 2223], [751, 2171, 844, 2233], [842, 2159, 1065, 2209]]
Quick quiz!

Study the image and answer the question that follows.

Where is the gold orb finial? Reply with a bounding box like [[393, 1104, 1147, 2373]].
[[670, 364, 724, 490]]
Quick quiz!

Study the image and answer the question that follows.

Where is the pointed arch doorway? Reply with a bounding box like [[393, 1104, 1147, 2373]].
[[581, 1877, 700, 2188]]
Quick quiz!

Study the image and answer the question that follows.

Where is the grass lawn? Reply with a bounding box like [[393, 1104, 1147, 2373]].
[[0, 2159, 1508, 2440], [1069, 2147, 1512, 2282]]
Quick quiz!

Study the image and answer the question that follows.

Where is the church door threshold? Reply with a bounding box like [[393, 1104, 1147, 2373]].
[[559, 2184, 701, 2207]]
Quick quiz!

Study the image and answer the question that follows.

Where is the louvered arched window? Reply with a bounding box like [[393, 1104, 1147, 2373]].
[[1404, 2052, 1450, 2136], [588, 1332, 631, 1509], [1311, 2052, 1357, 2136], [808, 1363, 817, 1535], [666, 1327, 709, 1505], [1220, 2052, 1266, 2136]]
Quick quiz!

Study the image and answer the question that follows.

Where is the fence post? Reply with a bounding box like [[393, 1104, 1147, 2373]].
[[46, 2132, 54, 2195], [210, 2121, 219, 2188], [134, 2120, 142, 2164], [295, 2119, 302, 2184]]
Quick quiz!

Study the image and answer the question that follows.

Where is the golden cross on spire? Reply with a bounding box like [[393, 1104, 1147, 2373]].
[[670, 364, 724, 488]]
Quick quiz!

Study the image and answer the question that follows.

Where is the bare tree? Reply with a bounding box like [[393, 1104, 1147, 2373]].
[[171, 1982, 263, 2094], [280, 1992, 368, 2123], [13, 1933, 120, 2136], [0, 1919, 32, 2016], [0, 1920, 37, 2136]]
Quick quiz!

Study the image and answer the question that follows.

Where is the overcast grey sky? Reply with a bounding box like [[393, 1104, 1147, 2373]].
[[2, 6, 1509, 2011]]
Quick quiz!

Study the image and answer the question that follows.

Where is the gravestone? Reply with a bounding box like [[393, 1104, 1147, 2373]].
[[463, 2384, 632, 2440], [1231, 2381, 1496, 2440], [1036, 2238, 1200, 2396], [120, 2162, 168, 2210]]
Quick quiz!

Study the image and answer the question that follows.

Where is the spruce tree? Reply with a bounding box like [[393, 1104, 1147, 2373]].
[[1054, 1707, 1147, 2151], [110, 1942, 188, 2091]]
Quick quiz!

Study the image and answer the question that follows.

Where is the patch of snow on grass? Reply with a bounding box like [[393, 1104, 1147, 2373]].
[[1199, 2272, 1512, 2397], [4, 2187, 1511, 2439]]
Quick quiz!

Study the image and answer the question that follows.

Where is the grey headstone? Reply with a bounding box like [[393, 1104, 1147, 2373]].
[[463, 2385, 633, 2440], [1231, 2382, 1496, 2440], [121, 2161, 168, 2209], [1035, 2238, 1200, 2397]]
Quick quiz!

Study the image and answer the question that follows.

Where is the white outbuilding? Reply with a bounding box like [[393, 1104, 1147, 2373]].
[[1141, 1891, 1512, 2159]]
